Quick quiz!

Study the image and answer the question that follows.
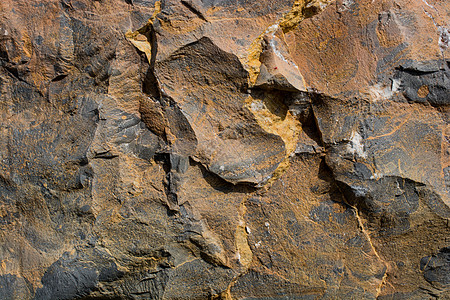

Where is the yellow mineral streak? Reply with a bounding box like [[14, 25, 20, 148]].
[[244, 0, 332, 85], [234, 199, 252, 268], [22, 32, 33, 59], [125, 1, 161, 61], [244, 24, 279, 85], [241, 0, 331, 184], [245, 95, 302, 185], [126, 33, 152, 61], [223, 198, 252, 300], [279, 0, 332, 33]]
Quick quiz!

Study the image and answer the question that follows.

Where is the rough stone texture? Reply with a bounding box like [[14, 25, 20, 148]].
[[0, 0, 449, 299]]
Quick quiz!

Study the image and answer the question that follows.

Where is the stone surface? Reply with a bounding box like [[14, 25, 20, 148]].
[[0, 0, 449, 299]]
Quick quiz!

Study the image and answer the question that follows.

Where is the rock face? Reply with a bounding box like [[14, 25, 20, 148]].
[[0, 0, 449, 299]]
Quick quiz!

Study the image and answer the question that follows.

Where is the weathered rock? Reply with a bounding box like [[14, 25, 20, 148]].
[[152, 36, 286, 185], [0, 0, 449, 299]]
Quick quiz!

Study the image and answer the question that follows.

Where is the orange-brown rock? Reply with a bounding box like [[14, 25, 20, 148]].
[[0, 0, 449, 299]]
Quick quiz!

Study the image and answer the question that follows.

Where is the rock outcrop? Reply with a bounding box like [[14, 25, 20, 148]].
[[0, 0, 449, 299]]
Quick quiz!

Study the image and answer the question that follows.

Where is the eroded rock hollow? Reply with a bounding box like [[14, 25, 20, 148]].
[[0, 0, 449, 299]]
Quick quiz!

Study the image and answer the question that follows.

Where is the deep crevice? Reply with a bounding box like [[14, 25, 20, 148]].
[[153, 153, 179, 213], [189, 158, 258, 194]]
